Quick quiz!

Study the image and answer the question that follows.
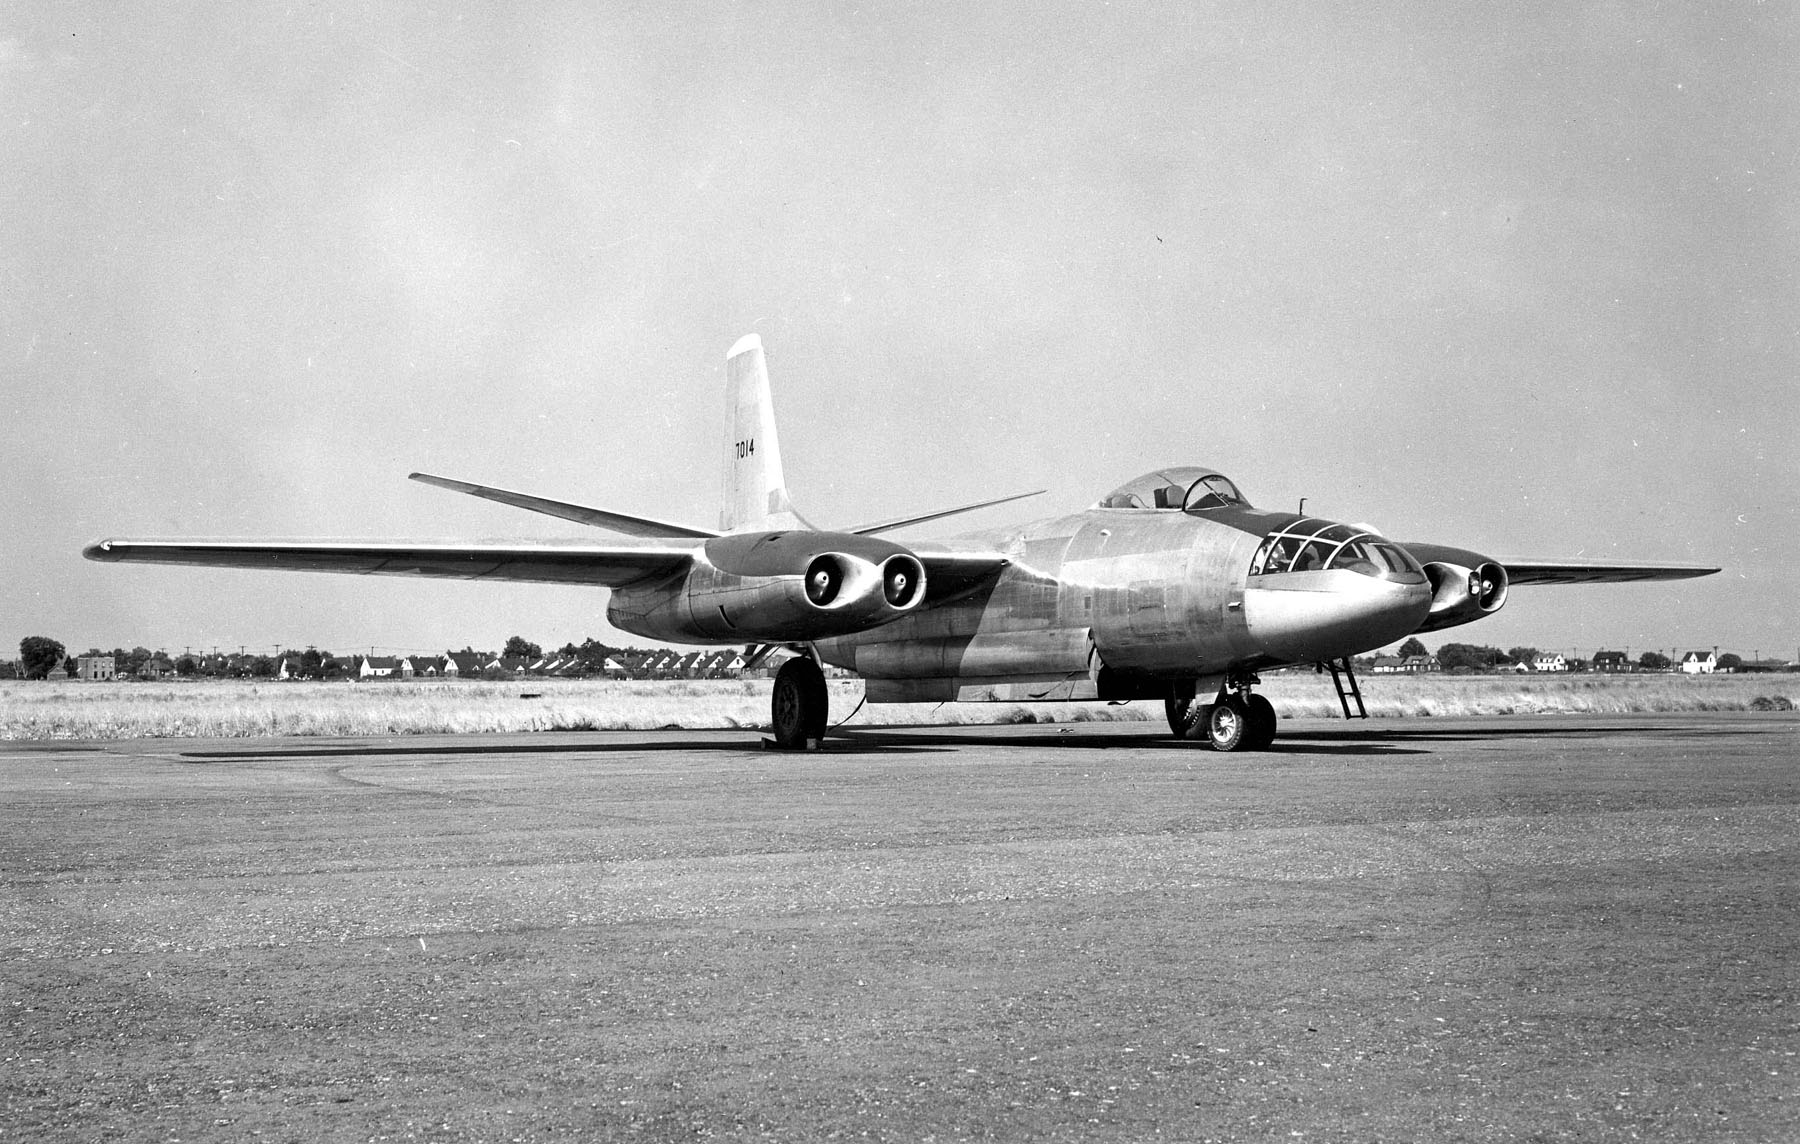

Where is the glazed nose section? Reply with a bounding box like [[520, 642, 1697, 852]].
[[1243, 572, 1432, 663]]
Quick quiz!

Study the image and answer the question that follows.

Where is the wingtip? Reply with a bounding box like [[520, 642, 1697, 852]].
[[727, 332, 763, 359], [83, 540, 116, 562]]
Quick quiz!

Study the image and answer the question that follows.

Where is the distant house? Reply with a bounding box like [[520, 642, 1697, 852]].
[[139, 654, 178, 680], [1400, 654, 1440, 674], [694, 651, 743, 679], [443, 653, 494, 678], [636, 650, 678, 677], [1591, 650, 1631, 673], [1370, 655, 1404, 675], [1532, 653, 1568, 673], [1680, 650, 1717, 675], [414, 656, 448, 677], [359, 656, 415, 680], [496, 656, 531, 676], [712, 652, 747, 677], [76, 655, 117, 681]]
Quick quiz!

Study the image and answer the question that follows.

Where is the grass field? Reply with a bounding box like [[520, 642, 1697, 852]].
[[2, 672, 1795, 740]]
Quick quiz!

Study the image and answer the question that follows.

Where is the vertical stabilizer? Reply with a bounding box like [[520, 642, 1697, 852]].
[[722, 333, 806, 532]]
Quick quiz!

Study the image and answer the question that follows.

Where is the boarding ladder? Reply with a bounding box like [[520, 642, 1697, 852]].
[[1319, 657, 1368, 719]]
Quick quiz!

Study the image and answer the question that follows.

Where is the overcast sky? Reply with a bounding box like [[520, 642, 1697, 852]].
[[5, 3, 1795, 663]]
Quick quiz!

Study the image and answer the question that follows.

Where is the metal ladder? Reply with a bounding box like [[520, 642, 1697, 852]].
[[1320, 657, 1368, 719]]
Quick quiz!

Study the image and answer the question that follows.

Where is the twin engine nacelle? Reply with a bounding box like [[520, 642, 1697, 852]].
[[1405, 543, 1509, 633], [659, 530, 928, 642], [800, 549, 925, 612]]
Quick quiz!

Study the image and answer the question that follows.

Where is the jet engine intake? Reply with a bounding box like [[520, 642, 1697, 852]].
[[805, 554, 846, 606], [881, 553, 925, 610], [1414, 554, 1509, 633], [609, 530, 932, 643]]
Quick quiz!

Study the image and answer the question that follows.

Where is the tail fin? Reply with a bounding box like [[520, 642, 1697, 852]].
[[722, 333, 807, 532]]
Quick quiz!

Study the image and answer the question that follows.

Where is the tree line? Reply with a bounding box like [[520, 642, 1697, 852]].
[[14, 635, 638, 680], [1396, 638, 1734, 673]]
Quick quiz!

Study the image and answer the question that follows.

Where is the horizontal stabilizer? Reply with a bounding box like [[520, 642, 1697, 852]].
[[83, 537, 697, 588], [849, 490, 1045, 536], [410, 472, 717, 539], [1496, 557, 1720, 586]]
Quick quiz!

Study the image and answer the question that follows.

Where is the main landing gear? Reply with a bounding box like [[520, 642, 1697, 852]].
[[769, 654, 828, 750], [1165, 673, 1276, 752]]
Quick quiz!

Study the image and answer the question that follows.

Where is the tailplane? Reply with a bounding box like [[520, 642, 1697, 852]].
[[723, 333, 808, 532]]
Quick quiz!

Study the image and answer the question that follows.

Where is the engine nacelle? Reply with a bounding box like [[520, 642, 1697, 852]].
[[607, 530, 928, 643], [1404, 544, 1509, 633]]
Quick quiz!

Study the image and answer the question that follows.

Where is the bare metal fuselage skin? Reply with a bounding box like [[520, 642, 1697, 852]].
[[608, 500, 1433, 701]]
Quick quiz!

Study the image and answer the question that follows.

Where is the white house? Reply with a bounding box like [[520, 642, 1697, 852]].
[[1680, 650, 1717, 675], [1532, 653, 1568, 673], [359, 656, 415, 679]]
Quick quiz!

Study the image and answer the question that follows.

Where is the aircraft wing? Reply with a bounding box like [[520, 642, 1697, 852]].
[[1494, 557, 1721, 586], [409, 472, 719, 539], [847, 490, 1045, 536], [83, 538, 698, 588]]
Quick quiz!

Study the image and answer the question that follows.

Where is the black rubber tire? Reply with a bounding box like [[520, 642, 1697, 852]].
[[771, 658, 828, 748], [1244, 693, 1278, 751], [1207, 696, 1251, 752], [1184, 703, 1215, 741], [1164, 693, 1191, 737]]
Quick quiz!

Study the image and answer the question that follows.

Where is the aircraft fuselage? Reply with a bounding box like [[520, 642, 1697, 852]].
[[608, 495, 1435, 702]]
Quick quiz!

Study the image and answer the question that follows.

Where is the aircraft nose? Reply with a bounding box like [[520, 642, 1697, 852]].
[[1243, 571, 1432, 664]]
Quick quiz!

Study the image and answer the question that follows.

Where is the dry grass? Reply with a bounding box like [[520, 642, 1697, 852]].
[[1258, 669, 1799, 719], [1, 672, 1793, 740]]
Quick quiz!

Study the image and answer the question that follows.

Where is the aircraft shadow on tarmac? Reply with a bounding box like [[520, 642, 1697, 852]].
[[832, 727, 1430, 756], [178, 738, 958, 762], [175, 717, 1749, 764]]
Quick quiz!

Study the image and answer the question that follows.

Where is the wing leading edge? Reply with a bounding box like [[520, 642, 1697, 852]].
[[82, 538, 698, 588], [82, 536, 1010, 604], [1494, 557, 1721, 586]]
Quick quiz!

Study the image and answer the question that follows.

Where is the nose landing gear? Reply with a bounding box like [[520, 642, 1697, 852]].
[[1166, 673, 1277, 751]]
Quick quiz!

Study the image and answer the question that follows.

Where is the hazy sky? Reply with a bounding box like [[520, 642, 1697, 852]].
[[5, 3, 1795, 663]]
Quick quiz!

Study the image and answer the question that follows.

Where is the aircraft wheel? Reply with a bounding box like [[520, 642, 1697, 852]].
[[1244, 694, 1277, 751], [1164, 693, 1192, 737], [1206, 696, 1251, 752], [771, 658, 828, 749]]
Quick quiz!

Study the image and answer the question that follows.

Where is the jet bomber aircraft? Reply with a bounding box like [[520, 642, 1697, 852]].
[[86, 334, 1718, 750]]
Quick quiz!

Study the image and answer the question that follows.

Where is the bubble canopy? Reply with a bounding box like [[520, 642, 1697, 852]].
[[1097, 467, 1248, 514]]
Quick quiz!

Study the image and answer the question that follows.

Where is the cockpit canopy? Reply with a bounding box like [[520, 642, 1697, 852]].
[[1249, 520, 1426, 583], [1098, 467, 1249, 514]]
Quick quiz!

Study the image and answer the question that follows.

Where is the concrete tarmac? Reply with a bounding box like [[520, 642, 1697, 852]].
[[4, 713, 1798, 1142]]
